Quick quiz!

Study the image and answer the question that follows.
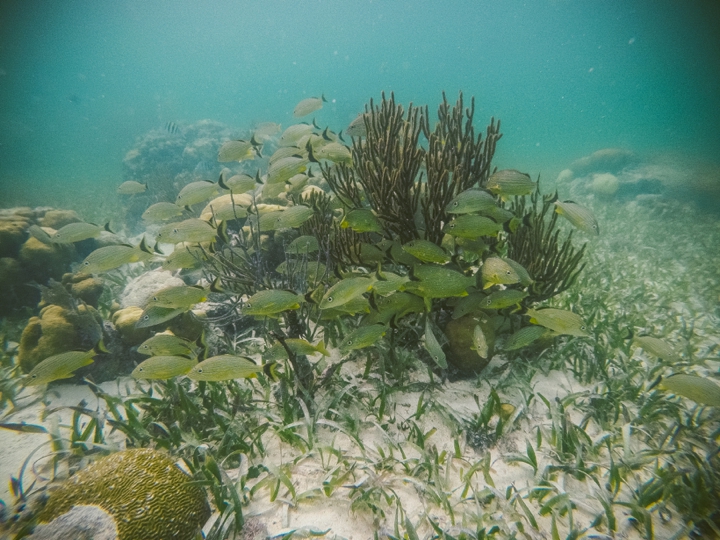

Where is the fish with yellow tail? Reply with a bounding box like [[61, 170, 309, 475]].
[[660, 374, 720, 407], [486, 169, 536, 200], [525, 307, 590, 337], [79, 238, 154, 274], [24, 341, 107, 386], [131, 355, 197, 380], [554, 200, 599, 236], [293, 94, 327, 118], [187, 355, 277, 382]]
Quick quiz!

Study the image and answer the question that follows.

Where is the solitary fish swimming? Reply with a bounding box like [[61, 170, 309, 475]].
[[554, 200, 599, 236], [117, 180, 148, 195]]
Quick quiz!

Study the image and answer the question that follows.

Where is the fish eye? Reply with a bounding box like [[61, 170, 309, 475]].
[[581, 325, 586, 330], [143, 315, 149, 321], [506, 270, 511, 275], [83, 261, 90, 266], [453, 202, 458, 207], [327, 296, 333, 303], [197, 368, 203, 373]]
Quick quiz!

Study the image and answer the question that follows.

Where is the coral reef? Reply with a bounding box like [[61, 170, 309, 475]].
[[17, 303, 103, 372], [18, 237, 77, 283], [121, 119, 259, 227], [36, 448, 210, 540], [111, 306, 153, 345], [119, 269, 185, 309], [62, 273, 105, 307], [39, 209, 82, 229], [0, 218, 28, 258]]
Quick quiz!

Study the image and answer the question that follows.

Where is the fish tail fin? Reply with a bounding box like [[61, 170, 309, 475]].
[[263, 361, 279, 382], [218, 173, 230, 191], [315, 341, 330, 357], [94, 339, 109, 354], [210, 276, 224, 293], [338, 130, 345, 142], [216, 220, 229, 243], [306, 140, 318, 163], [104, 222, 114, 234], [321, 94, 327, 102]]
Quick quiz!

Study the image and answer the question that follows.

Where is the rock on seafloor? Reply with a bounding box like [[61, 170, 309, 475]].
[[119, 269, 185, 308], [27, 505, 118, 540]]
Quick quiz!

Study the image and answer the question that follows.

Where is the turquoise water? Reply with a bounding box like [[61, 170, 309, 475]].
[[0, 0, 719, 208]]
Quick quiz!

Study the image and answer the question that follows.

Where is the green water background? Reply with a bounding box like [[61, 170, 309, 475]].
[[0, 0, 718, 212]]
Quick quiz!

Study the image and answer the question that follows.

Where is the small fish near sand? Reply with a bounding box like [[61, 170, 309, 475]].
[[187, 355, 274, 382], [525, 307, 590, 337], [131, 355, 197, 380], [24, 349, 98, 386], [660, 374, 720, 407], [339, 324, 387, 355], [137, 332, 198, 357], [424, 319, 447, 368]]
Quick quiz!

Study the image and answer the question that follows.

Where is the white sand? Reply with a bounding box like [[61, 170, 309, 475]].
[[0, 367, 683, 539]]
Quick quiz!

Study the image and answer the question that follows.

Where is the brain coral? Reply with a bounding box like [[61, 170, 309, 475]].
[[37, 448, 210, 540]]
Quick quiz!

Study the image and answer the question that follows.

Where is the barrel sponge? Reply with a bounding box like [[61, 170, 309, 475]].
[[37, 448, 210, 540]]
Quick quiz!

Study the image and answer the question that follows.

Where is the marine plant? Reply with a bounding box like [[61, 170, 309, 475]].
[[182, 91, 592, 387]]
